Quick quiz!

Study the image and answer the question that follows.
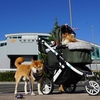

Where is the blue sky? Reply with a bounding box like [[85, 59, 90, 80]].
[[0, 0, 100, 45]]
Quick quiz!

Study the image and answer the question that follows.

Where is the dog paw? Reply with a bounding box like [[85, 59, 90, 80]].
[[39, 92, 43, 95], [25, 92, 28, 95], [31, 92, 36, 96], [14, 92, 17, 94]]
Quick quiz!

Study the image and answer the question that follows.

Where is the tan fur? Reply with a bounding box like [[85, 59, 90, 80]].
[[59, 85, 64, 92], [14, 57, 44, 95], [61, 33, 78, 45]]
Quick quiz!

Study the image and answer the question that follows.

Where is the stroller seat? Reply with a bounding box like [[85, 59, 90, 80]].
[[46, 41, 93, 67]]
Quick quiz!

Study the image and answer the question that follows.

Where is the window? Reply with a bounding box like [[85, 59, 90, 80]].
[[18, 36, 22, 39], [9, 37, 12, 39], [91, 47, 100, 59], [0, 42, 7, 47], [96, 47, 100, 58], [13, 36, 17, 39], [5, 42, 7, 46], [39, 36, 49, 39]]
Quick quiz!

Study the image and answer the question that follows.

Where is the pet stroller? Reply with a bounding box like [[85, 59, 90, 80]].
[[38, 25, 100, 96]]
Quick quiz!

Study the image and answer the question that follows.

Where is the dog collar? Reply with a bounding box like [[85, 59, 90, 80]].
[[33, 73, 43, 81]]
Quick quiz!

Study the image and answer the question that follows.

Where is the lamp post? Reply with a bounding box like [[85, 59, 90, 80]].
[[69, 0, 73, 28], [91, 26, 98, 71], [91, 26, 94, 44]]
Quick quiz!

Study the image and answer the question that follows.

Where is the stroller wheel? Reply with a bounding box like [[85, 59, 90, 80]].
[[41, 77, 54, 95], [85, 80, 100, 96], [63, 84, 76, 93]]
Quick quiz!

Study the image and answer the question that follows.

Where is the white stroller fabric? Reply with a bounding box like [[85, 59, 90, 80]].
[[67, 41, 93, 50], [46, 41, 93, 53]]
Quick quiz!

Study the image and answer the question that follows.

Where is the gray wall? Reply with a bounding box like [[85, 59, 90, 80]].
[[6, 35, 38, 55], [0, 44, 10, 69]]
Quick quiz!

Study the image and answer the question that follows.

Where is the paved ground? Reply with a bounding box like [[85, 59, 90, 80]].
[[0, 92, 100, 100], [0, 82, 100, 100]]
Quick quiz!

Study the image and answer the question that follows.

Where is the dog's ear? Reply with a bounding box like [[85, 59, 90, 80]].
[[62, 34, 66, 38]]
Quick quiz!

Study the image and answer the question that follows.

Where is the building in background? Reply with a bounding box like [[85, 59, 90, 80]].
[[0, 32, 100, 71], [0, 33, 50, 70]]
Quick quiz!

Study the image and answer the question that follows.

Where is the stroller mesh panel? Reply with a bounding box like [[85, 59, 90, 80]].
[[47, 47, 92, 67]]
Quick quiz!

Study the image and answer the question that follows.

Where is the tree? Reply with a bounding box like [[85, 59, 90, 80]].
[[49, 18, 59, 41]]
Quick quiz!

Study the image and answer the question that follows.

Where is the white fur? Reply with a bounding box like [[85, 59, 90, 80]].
[[61, 39, 70, 45], [31, 67, 43, 74]]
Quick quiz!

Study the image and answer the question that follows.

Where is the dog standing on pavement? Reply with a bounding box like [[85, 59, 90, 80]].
[[14, 57, 44, 95]]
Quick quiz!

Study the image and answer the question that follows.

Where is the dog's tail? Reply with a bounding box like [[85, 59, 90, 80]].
[[15, 57, 24, 68]]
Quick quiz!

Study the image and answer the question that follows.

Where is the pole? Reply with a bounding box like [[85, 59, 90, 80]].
[[91, 26, 98, 72], [91, 26, 94, 44], [69, 0, 73, 28]]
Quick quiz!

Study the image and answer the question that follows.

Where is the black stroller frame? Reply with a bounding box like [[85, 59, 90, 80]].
[[37, 25, 100, 96], [40, 38, 83, 80]]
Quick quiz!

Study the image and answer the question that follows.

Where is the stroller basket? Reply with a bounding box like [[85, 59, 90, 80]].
[[39, 40, 93, 66]]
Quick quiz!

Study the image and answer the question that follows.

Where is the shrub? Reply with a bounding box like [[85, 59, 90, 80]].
[[0, 71, 15, 82], [0, 71, 100, 82]]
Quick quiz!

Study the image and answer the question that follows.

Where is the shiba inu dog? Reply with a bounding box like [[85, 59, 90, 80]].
[[14, 57, 44, 95], [61, 33, 78, 45]]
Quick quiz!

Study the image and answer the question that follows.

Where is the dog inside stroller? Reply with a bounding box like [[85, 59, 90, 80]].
[[38, 24, 100, 96]]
